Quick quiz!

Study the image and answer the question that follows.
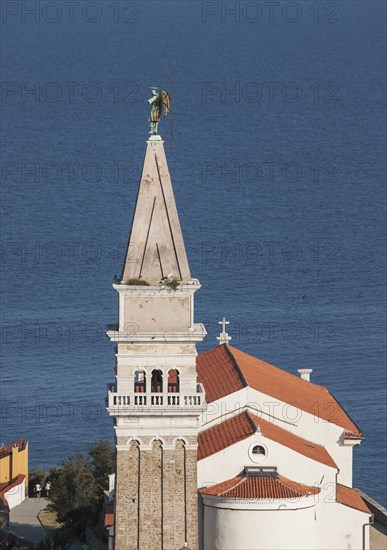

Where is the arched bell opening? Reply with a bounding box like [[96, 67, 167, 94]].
[[151, 369, 163, 393], [134, 370, 146, 393], [168, 369, 180, 393]]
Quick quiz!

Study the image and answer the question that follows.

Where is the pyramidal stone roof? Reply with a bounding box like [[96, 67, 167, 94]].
[[198, 411, 338, 468], [121, 138, 191, 285], [197, 344, 362, 437]]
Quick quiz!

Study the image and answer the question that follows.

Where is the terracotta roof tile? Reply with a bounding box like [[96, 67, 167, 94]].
[[197, 345, 245, 403], [0, 439, 27, 459], [249, 412, 337, 469], [336, 484, 371, 514], [198, 412, 253, 461], [200, 474, 320, 500], [104, 502, 114, 528], [198, 411, 337, 469], [197, 345, 361, 436]]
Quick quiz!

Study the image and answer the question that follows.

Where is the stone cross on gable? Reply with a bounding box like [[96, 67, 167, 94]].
[[217, 317, 232, 345]]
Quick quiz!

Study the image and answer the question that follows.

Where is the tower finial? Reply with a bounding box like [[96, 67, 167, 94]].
[[217, 317, 231, 345], [148, 87, 171, 137]]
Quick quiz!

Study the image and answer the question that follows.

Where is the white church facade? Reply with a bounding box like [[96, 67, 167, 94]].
[[105, 132, 372, 550], [196, 345, 371, 550]]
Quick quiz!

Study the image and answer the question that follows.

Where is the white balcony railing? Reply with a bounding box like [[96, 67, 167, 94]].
[[107, 390, 203, 410]]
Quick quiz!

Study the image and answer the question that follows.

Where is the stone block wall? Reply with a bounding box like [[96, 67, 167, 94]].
[[114, 437, 198, 550], [115, 441, 140, 550]]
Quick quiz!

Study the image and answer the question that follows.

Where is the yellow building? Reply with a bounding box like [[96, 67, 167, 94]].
[[0, 439, 28, 491]]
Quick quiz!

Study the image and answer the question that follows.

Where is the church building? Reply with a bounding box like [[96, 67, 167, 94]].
[[106, 127, 372, 549]]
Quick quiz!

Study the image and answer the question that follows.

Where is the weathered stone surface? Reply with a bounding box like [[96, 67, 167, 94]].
[[121, 140, 191, 284], [186, 448, 199, 550], [115, 442, 139, 550], [139, 440, 162, 549], [173, 440, 187, 549], [114, 439, 198, 550]]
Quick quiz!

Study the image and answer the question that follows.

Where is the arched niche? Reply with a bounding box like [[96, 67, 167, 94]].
[[167, 369, 180, 393], [134, 370, 146, 393], [151, 369, 163, 393]]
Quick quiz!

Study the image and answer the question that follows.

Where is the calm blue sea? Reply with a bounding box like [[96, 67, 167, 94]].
[[0, 1, 386, 505]]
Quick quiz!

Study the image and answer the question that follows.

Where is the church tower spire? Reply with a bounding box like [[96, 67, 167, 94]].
[[121, 137, 191, 285], [107, 134, 206, 550]]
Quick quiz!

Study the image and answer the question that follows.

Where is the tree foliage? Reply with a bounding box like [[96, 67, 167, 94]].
[[35, 531, 72, 550], [89, 440, 115, 491], [28, 466, 47, 497], [47, 440, 115, 538], [0, 529, 33, 549]]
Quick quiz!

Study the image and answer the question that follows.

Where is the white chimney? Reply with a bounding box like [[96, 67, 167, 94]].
[[298, 369, 313, 382]]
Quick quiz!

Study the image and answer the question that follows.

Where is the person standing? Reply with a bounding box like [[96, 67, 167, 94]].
[[35, 482, 41, 501], [45, 480, 51, 499]]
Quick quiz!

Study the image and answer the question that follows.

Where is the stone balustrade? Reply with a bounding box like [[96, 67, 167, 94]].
[[107, 390, 203, 410]]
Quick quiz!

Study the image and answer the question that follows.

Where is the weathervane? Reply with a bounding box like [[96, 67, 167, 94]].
[[217, 317, 232, 345], [148, 87, 170, 137]]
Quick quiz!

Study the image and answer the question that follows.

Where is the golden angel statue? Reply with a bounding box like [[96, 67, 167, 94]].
[[148, 87, 170, 135]]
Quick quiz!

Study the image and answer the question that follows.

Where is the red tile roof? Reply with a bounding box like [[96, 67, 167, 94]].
[[0, 439, 27, 459], [198, 412, 253, 461], [198, 411, 337, 469], [197, 345, 244, 402], [250, 412, 337, 468], [200, 474, 320, 500], [105, 502, 114, 528], [197, 345, 361, 436], [336, 484, 371, 514], [0, 474, 26, 509]]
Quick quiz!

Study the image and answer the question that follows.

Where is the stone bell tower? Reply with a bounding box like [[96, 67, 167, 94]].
[[106, 135, 206, 550]]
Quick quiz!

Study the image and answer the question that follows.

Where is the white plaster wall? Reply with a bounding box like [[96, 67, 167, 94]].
[[115, 414, 202, 443], [4, 479, 25, 509], [334, 442, 354, 486], [123, 295, 191, 332], [244, 387, 357, 480], [202, 386, 345, 445], [316, 501, 371, 550], [198, 433, 335, 491], [201, 387, 355, 484], [202, 504, 316, 550], [201, 389, 250, 429]]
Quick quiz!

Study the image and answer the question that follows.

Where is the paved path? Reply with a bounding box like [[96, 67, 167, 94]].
[[8, 499, 97, 548], [9, 497, 48, 544]]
